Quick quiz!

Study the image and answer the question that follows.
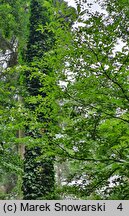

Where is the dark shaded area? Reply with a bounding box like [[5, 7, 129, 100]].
[[22, 0, 55, 200], [23, 147, 55, 199]]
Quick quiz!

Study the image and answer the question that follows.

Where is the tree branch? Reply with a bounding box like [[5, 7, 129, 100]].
[[57, 144, 127, 164], [86, 41, 129, 102]]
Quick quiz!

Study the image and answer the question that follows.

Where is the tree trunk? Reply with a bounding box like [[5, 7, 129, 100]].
[[22, 0, 55, 200]]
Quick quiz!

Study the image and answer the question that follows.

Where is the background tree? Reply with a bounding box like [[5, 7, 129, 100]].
[[0, 0, 30, 199], [22, 0, 58, 200]]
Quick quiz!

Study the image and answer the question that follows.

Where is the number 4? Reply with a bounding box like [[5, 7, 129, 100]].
[[117, 203, 123, 211]]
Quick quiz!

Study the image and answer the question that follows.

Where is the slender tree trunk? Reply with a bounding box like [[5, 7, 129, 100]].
[[17, 95, 25, 159]]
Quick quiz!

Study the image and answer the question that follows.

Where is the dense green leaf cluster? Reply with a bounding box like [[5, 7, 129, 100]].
[[22, 0, 57, 200], [0, 68, 25, 198], [23, 147, 55, 199], [0, 0, 30, 198], [0, 0, 29, 52], [33, 0, 129, 199]]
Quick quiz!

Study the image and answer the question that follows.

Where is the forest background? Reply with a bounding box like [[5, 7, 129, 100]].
[[1, 0, 129, 200]]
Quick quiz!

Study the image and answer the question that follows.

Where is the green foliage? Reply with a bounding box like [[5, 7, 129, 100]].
[[0, 0, 30, 50], [25, 0, 55, 63], [22, 0, 60, 200], [0, 0, 30, 199], [0, 68, 25, 199], [31, 0, 129, 199], [23, 147, 55, 199], [2, 0, 129, 200]]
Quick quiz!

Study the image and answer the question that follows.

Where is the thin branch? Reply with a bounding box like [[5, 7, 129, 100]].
[[88, 167, 120, 194], [89, 104, 129, 124], [65, 91, 129, 124], [57, 144, 127, 164], [86, 41, 129, 102]]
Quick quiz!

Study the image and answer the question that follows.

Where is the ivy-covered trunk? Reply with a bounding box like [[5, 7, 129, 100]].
[[22, 0, 55, 200]]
